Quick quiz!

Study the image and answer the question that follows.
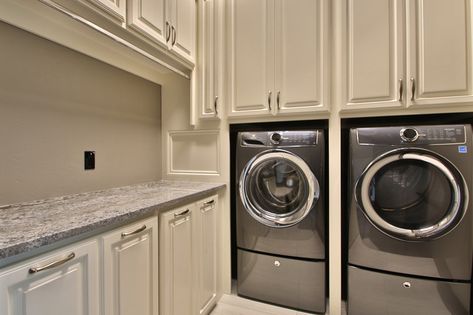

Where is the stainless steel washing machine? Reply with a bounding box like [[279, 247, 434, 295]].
[[236, 130, 326, 314], [348, 125, 473, 315]]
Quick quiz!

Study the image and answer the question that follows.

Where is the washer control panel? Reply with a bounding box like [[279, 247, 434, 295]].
[[240, 130, 319, 147], [357, 125, 466, 145]]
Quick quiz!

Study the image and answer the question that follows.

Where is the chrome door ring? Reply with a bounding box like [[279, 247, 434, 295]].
[[355, 148, 468, 241], [239, 149, 320, 227]]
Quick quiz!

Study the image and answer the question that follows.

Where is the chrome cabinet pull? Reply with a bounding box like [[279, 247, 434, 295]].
[[174, 209, 190, 218], [277, 91, 280, 110], [268, 91, 272, 110], [165, 21, 171, 42], [204, 199, 215, 206], [202, 199, 215, 213], [399, 79, 403, 102], [214, 96, 218, 115], [172, 26, 177, 46], [410, 77, 416, 101], [29, 252, 75, 274], [121, 224, 147, 238]]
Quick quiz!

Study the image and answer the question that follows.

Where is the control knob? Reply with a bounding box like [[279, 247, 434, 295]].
[[400, 128, 419, 142], [270, 132, 282, 144]]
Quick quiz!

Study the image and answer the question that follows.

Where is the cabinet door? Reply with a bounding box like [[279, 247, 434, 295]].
[[102, 217, 159, 315], [274, 0, 328, 114], [127, 0, 168, 47], [169, 0, 196, 63], [85, 0, 126, 22], [227, 0, 275, 117], [341, 0, 405, 110], [0, 240, 99, 315], [160, 204, 194, 315], [197, 0, 221, 119], [194, 196, 218, 315], [408, 0, 473, 107]]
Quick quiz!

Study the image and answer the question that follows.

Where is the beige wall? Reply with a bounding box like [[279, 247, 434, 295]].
[[0, 22, 162, 205]]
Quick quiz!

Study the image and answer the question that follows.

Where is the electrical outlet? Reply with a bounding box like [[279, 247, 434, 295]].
[[84, 151, 95, 170]]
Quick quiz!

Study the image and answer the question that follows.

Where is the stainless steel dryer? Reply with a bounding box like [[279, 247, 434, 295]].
[[348, 125, 473, 315], [236, 130, 326, 314]]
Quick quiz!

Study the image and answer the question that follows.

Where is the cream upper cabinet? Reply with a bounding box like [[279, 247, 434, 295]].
[[0, 240, 99, 315], [169, 0, 196, 63], [127, 0, 167, 46], [274, 0, 329, 115], [127, 0, 195, 64], [227, 0, 275, 117], [408, 0, 473, 107], [197, 0, 223, 119], [102, 217, 159, 315], [341, 0, 405, 110], [160, 204, 194, 315], [193, 196, 218, 315], [341, 0, 473, 111], [227, 0, 328, 118]]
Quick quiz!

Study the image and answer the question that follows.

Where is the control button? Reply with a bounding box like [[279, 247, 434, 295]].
[[270, 132, 282, 144], [400, 128, 419, 142]]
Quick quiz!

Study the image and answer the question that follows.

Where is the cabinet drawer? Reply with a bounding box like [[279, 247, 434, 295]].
[[348, 265, 471, 315], [237, 249, 325, 313]]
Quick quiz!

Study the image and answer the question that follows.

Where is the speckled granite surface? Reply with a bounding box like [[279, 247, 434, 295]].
[[0, 180, 225, 260]]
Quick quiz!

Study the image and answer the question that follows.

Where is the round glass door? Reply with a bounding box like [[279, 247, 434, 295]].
[[355, 148, 468, 241], [239, 150, 320, 227]]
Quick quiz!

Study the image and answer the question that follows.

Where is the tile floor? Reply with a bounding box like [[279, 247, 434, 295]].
[[210, 294, 316, 315], [210, 281, 347, 315]]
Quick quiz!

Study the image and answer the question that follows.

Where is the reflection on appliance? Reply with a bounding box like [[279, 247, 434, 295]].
[[348, 125, 473, 315], [236, 130, 326, 313]]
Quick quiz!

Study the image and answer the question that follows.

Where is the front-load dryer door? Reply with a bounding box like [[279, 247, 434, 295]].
[[239, 149, 320, 228], [355, 148, 468, 241]]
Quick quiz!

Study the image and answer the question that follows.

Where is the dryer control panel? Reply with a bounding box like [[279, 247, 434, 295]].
[[240, 130, 319, 147], [357, 125, 467, 145]]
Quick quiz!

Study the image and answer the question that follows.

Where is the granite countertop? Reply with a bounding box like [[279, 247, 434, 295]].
[[0, 180, 225, 261]]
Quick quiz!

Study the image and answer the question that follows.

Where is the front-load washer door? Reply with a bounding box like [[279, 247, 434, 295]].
[[355, 148, 468, 241], [239, 149, 320, 228]]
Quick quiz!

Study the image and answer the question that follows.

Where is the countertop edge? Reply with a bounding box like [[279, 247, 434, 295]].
[[0, 182, 226, 264]]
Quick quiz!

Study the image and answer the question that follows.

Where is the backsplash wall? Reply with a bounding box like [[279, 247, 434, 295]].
[[0, 22, 162, 205]]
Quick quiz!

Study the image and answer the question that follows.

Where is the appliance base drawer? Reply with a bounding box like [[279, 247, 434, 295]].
[[348, 265, 471, 315], [237, 249, 325, 313]]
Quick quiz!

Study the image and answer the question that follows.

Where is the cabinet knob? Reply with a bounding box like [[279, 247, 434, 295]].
[[276, 91, 280, 110], [399, 79, 404, 102], [29, 252, 76, 274], [268, 91, 272, 110], [410, 77, 416, 101], [171, 26, 177, 46], [214, 96, 218, 115], [166, 22, 171, 42], [121, 224, 147, 238], [174, 209, 190, 218]]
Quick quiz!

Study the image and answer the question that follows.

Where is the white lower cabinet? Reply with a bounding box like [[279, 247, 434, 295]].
[[0, 239, 100, 315], [160, 203, 195, 315], [0, 194, 218, 315], [160, 195, 218, 315], [102, 217, 159, 315], [194, 196, 218, 315]]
